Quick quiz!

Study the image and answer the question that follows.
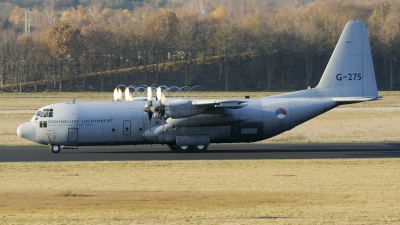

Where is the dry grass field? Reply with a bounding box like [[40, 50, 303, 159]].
[[1, 159, 399, 224]]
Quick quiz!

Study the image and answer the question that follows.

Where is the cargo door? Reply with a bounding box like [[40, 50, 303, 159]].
[[67, 128, 78, 142]]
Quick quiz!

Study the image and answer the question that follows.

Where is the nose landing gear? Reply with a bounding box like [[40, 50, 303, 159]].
[[49, 145, 61, 153]]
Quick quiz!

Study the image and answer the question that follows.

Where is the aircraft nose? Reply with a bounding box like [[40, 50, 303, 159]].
[[17, 122, 36, 142]]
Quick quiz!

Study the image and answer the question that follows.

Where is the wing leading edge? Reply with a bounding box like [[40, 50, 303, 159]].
[[192, 100, 247, 109]]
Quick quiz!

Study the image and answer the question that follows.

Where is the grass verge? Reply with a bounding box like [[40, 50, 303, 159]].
[[0, 159, 399, 224]]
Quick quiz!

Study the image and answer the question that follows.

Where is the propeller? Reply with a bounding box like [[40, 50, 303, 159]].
[[124, 87, 133, 101], [143, 86, 155, 131], [156, 87, 167, 141], [113, 87, 123, 101], [143, 86, 168, 133], [156, 87, 166, 116]]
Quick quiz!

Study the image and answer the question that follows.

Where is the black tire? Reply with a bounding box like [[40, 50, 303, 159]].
[[193, 145, 208, 152], [50, 145, 61, 153], [176, 145, 190, 152]]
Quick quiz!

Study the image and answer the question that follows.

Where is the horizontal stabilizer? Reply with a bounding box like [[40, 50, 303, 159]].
[[332, 97, 381, 103]]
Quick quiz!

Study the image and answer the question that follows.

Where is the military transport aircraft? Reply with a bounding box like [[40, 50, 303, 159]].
[[17, 21, 379, 153]]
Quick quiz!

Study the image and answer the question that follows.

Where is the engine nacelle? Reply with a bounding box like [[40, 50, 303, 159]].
[[164, 99, 208, 118]]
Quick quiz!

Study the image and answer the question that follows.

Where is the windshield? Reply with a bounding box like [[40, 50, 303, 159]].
[[34, 109, 53, 118]]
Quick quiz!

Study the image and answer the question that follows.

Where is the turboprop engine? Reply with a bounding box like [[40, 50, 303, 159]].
[[163, 99, 209, 119]]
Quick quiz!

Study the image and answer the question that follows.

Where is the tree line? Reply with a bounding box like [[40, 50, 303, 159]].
[[0, 0, 399, 92]]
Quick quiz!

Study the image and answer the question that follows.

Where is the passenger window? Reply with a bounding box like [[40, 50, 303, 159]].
[[49, 109, 53, 117]]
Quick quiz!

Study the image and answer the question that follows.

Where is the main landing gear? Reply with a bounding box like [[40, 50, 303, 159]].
[[167, 144, 208, 152], [49, 145, 61, 153]]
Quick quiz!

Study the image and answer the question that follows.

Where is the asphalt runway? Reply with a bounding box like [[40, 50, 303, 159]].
[[1, 143, 400, 162]]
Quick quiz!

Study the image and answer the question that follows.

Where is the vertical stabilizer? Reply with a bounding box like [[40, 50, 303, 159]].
[[316, 21, 378, 99]]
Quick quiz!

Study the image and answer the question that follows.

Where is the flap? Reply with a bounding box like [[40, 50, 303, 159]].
[[192, 99, 247, 109]]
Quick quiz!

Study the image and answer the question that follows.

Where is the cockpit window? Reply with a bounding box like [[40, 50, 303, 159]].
[[40, 121, 47, 128], [36, 109, 53, 118]]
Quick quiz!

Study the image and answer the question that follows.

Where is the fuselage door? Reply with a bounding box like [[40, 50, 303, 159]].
[[68, 128, 78, 142], [123, 120, 131, 135]]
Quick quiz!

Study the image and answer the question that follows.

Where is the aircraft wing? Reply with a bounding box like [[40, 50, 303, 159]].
[[192, 99, 247, 109]]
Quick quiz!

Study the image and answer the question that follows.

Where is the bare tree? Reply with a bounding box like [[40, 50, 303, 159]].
[[88, 2, 103, 22], [184, 0, 213, 17], [43, 0, 56, 25]]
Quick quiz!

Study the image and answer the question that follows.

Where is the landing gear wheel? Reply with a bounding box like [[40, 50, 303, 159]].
[[50, 145, 61, 153], [176, 145, 190, 152], [193, 145, 208, 152]]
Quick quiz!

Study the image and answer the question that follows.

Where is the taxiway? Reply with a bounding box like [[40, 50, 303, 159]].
[[1, 143, 399, 162]]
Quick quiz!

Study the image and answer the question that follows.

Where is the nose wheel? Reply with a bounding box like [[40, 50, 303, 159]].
[[49, 145, 61, 153]]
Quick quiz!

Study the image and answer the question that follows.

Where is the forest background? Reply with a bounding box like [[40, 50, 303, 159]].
[[0, 0, 399, 93]]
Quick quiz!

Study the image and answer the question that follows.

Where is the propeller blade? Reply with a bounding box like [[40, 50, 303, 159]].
[[125, 87, 130, 101], [114, 87, 123, 101], [113, 88, 118, 101], [157, 87, 162, 101], [161, 93, 167, 105], [147, 86, 152, 101], [117, 88, 123, 101], [148, 113, 152, 132], [144, 87, 154, 131]]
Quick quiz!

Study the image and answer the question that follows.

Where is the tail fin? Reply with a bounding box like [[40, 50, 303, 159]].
[[316, 21, 379, 100]]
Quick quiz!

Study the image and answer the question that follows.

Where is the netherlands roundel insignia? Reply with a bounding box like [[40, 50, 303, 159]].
[[276, 108, 286, 119]]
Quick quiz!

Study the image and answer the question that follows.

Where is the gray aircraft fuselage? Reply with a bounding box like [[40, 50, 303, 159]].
[[20, 95, 337, 147]]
